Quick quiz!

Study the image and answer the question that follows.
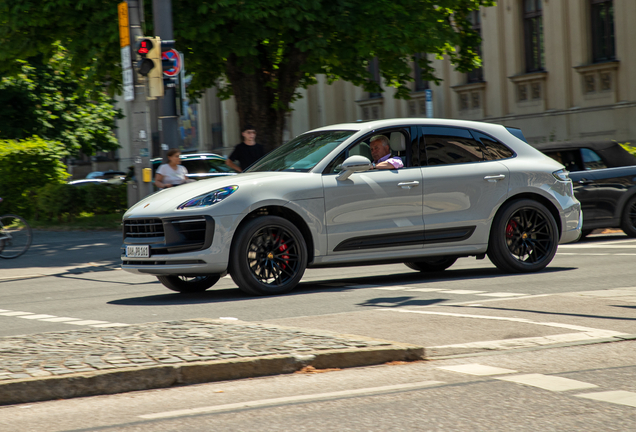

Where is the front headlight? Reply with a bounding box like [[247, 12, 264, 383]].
[[552, 169, 571, 182], [177, 185, 238, 210]]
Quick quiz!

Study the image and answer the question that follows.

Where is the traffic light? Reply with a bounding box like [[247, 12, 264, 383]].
[[136, 36, 163, 98]]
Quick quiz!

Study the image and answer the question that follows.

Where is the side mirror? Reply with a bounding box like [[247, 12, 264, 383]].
[[336, 155, 372, 181]]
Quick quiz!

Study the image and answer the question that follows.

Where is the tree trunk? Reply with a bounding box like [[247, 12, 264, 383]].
[[225, 46, 307, 154]]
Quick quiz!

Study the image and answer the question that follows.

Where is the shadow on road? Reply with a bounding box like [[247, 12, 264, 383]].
[[108, 266, 576, 306], [448, 304, 636, 322]]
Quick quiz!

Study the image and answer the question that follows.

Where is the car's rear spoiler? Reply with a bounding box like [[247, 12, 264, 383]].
[[506, 127, 528, 143]]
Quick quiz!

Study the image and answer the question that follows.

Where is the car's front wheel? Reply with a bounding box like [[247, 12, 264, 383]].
[[620, 195, 636, 238], [404, 257, 457, 272], [157, 275, 220, 293], [487, 199, 559, 273], [229, 216, 308, 296]]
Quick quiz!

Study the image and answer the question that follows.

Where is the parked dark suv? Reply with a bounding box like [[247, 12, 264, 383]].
[[150, 153, 238, 182], [532, 141, 636, 238]]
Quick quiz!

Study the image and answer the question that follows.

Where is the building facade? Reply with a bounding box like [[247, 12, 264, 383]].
[[116, 0, 635, 170]]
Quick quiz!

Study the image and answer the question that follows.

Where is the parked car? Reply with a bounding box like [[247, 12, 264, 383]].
[[121, 119, 581, 296], [150, 153, 238, 182], [532, 141, 636, 238], [86, 170, 127, 180]]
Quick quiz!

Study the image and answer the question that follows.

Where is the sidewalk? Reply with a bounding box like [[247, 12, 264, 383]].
[[0, 318, 423, 406]]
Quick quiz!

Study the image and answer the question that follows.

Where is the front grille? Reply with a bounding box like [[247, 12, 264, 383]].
[[124, 218, 164, 238]]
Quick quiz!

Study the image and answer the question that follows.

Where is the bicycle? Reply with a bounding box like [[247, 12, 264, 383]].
[[0, 198, 33, 259]]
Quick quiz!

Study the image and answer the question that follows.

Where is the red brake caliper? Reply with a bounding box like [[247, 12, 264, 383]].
[[272, 234, 289, 270], [506, 220, 518, 239]]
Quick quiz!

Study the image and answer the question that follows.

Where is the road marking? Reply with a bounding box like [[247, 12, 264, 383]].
[[65, 320, 109, 326], [18, 314, 57, 320], [428, 330, 625, 351], [575, 391, 636, 407], [478, 292, 527, 297], [139, 380, 445, 419], [438, 290, 486, 295], [373, 286, 413, 291], [38, 317, 83, 322], [438, 364, 517, 376], [0, 311, 34, 316], [0, 309, 128, 327], [405, 288, 444, 292], [557, 252, 636, 256], [495, 374, 598, 392]]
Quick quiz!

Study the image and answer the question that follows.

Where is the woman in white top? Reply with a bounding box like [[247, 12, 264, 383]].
[[155, 149, 192, 189]]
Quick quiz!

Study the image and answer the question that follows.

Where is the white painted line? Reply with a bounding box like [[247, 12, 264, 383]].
[[139, 380, 445, 419], [438, 290, 486, 295], [90, 323, 130, 328], [19, 314, 57, 320], [0, 311, 34, 316], [478, 292, 527, 297], [65, 320, 109, 326], [405, 288, 444, 292], [37, 317, 83, 322], [372, 286, 414, 291], [495, 374, 598, 392], [0, 275, 43, 281], [575, 391, 636, 408], [438, 364, 517, 376], [0, 309, 10, 312], [559, 243, 636, 249]]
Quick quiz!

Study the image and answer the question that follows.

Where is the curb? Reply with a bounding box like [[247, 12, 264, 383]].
[[0, 343, 424, 406]]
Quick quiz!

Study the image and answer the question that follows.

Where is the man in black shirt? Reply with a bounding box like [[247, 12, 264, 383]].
[[226, 125, 265, 172]]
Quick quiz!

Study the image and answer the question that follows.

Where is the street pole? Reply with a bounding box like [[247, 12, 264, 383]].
[[125, 0, 153, 203], [153, 0, 180, 157]]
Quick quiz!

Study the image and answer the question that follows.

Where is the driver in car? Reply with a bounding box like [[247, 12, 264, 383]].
[[369, 135, 404, 170]]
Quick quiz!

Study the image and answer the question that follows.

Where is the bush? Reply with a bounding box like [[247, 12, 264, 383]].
[[0, 137, 68, 218], [36, 183, 127, 221]]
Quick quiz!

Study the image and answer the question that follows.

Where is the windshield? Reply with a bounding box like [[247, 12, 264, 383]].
[[247, 130, 355, 172]]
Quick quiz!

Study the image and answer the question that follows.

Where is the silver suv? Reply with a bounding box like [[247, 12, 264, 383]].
[[122, 119, 582, 296]]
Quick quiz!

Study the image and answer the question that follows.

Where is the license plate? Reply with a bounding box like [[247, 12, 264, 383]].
[[126, 245, 150, 258]]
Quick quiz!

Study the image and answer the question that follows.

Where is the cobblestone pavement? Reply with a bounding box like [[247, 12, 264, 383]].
[[0, 318, 424, 405]]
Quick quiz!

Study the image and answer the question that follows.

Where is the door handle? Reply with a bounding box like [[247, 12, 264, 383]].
[[397, 181, 420, 189], [484, 174, 506, 182]]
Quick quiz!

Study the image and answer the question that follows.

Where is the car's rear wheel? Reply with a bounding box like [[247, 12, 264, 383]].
[[487, 199, 558, 273], [620, 195, 636, 238], [157, 275, 220, 293], [404, 257, 457, 272], [229, 216, 307, 296]]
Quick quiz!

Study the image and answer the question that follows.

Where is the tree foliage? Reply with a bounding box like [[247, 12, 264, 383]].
[[1, 0, 493, 149], [0, 48, 123, 156]]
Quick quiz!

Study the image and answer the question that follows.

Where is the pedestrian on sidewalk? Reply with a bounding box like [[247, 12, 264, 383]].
[[225, 125, 265, 172]]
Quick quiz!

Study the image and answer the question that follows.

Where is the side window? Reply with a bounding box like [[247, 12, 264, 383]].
[[581, 148, 607, 170], [421, 126, 485, 166], [471, 131, 514, 160]]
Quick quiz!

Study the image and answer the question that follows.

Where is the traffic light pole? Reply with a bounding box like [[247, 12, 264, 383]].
[[153, 0, 180, 156], [125, 0, 153, 203]]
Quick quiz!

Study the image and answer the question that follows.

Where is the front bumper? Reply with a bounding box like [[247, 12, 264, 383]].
[[121, 213, 239, 276]]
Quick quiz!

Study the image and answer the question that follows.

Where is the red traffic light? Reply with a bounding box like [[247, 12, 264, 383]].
[[137, 39, 154, 57]]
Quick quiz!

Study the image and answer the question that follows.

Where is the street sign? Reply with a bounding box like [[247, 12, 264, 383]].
[[425, 89, 433, 118], [121, 46, 134, 102], [162, 49, 181, 77], [117, 2, 130, 48]]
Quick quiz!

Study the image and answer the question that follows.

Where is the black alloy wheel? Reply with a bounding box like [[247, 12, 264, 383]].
[[230, 216, 307, 295], [405, 256, 458, 272], [488, 199, 558, 273], [157, 275, 220, 293], [620, 195, 636, 237]]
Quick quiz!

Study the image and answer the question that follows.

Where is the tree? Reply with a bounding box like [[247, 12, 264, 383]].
[[0, 0, 492, 151], [0, 48, 122, 156]]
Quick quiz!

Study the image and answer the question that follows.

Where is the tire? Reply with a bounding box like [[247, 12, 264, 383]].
[[157, 275, 220, 293], [0, 215, 32, 259], [229, 216, 307, 296], [405, 257, 457, 272], [487, 199, 559, 273], [620, 195, 636, 238]]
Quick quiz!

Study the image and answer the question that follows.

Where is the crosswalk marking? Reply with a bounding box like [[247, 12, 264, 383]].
[[18, 314, 57, 320], [575, 391, 636, 408], [438, 364, 517, 376], [495, 374, 598, 392], [0, 311, 34, 316]]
